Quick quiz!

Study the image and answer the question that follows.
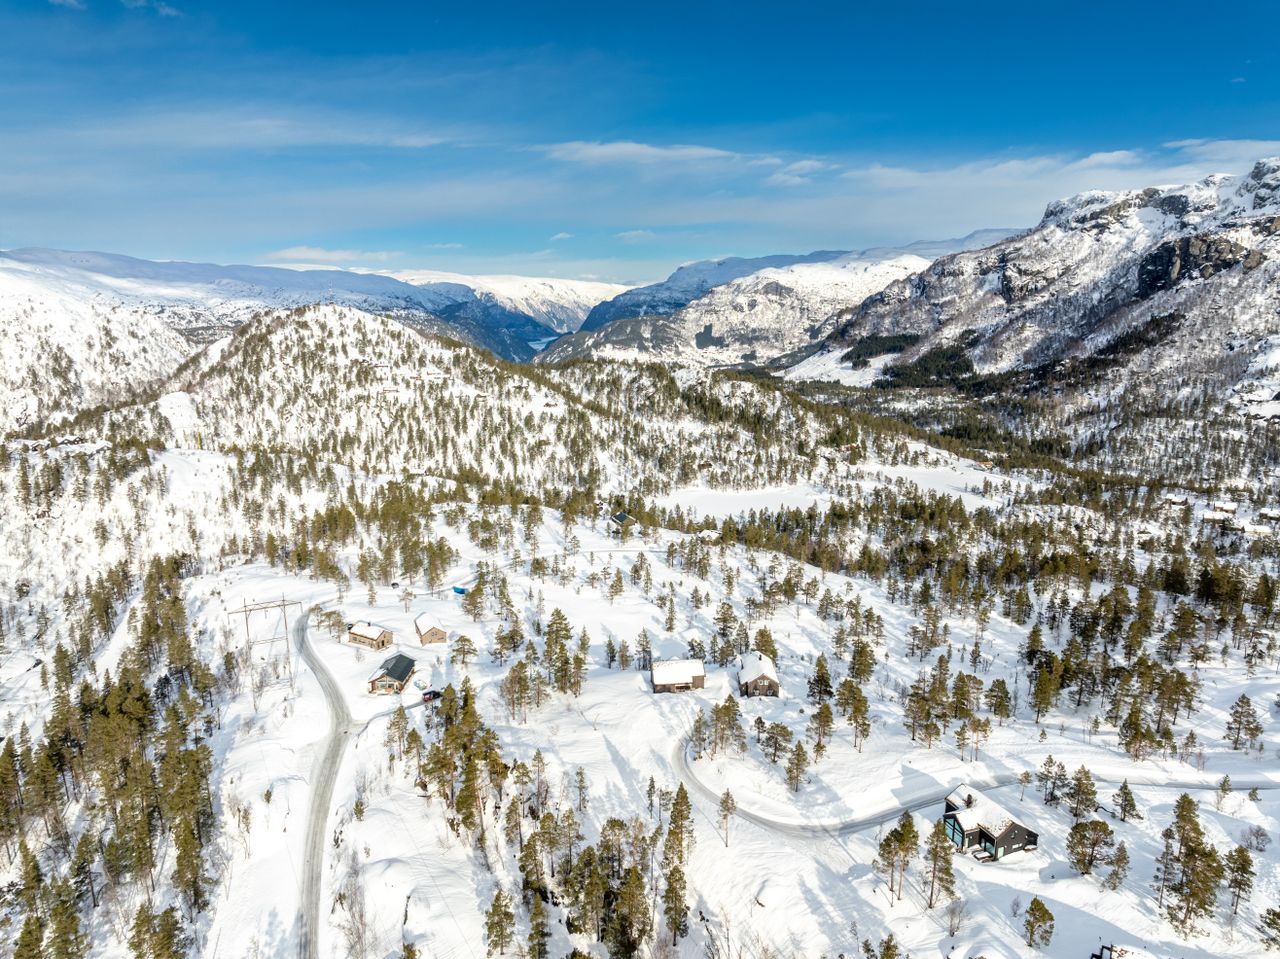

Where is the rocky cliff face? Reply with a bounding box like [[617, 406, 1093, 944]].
[[820, 159, 1280, 397]]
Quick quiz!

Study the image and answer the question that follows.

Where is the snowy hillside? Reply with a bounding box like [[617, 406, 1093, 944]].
[[822, 158, 1280, 400], [0, 253, 193, 434]]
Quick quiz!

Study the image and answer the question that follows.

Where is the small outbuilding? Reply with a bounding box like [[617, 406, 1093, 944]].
[[368, 653, 416, 695], [348, 621, 393, 650], [414, 613, 447, 645], [943, 784, 1038, 861], [736, 651, 780, 697], [651, 658, 706, 693]]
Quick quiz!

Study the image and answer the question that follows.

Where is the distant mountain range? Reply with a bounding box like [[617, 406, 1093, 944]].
[[7, 158, 1278, 439], [540, 231, 1014, 367]]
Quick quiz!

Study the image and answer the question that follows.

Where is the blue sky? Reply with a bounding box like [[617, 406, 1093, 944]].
[[2, 0, 1277, 282]]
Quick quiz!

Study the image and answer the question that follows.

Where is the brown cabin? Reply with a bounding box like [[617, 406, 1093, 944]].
[[651, 659, 706, 693], [348, 622, 393, 650], [414, 614, 447, 645]]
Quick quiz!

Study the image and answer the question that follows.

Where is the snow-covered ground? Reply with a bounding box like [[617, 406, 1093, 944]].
[[782, 349, 896, 386]]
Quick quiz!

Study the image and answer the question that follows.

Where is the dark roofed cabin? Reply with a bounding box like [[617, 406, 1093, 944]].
[[942, 785, 1038, 861], [368, 653, 416, 695]]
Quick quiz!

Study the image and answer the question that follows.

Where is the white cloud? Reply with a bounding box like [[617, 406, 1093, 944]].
[[265, 246, 400, 265], [615, 229, 656, 242], [48, 0, 87, 9], [544, 140, 738, 164], [550, 231, 573, 241], [766, 159, 832, 186], [44, 109, 450, 152], [429, 242, 463, 249], [121, 0, 181, 15]]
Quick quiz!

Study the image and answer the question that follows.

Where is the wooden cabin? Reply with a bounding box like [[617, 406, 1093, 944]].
[[651, 659, 706, 693], [348, 621, 393, 650], [736, 651, 780, 697], [368, 653, 416, 695], [414, 613, 447, 645], [943, 785, 1037, 861]]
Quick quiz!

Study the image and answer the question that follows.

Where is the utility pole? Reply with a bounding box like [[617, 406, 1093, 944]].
[[237, 596, 302, 689]]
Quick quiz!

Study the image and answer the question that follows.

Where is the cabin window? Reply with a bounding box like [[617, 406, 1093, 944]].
[[944, 816, 965, 847]]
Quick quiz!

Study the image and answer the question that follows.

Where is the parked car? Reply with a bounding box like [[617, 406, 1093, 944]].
[[422, 689, 443, 703]]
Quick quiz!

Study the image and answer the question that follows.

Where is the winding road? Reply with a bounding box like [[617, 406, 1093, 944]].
[[673, 738, 1280, 842], [295, 610, 359, 959]]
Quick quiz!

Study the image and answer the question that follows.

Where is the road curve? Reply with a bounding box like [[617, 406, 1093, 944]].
[[672, 739, 1280, 842], [296, 609, 358, 959]]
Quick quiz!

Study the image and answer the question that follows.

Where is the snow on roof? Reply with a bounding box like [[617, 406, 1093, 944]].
[[413, 612, 441, 633], [946, 784, 1016, 836], [651, 659, 705, 686], [349, 621, 389, 640], [737, 651, 778, 685]]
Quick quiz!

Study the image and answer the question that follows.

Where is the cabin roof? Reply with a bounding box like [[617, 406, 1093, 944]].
[[737, 651, 778, 685], [946, 784, 1019, 837], [372, 653, 415, 684], [349, 621, 389, 641], [651, 658, 705, 686], [414, 612, 443, 634]]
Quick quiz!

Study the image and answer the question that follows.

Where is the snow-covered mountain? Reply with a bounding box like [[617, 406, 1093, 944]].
[[540, 252, 932, 367], [389, 269, 630, 334], [575, 250, 853, 334], [0, 248, 627, 365], [0, 248, 632, 433], [545, 232, 1015, 368], [0, 252, 193, 434], [812, 159, 1280, 404]]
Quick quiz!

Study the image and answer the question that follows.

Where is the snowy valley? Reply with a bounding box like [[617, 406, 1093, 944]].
[[4, 162, 1280, 959]]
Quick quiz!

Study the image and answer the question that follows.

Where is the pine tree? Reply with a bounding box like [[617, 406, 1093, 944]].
[[1224, 845, 1254, 916], [14, 913, 45, 959], [785, 742, 808, 792], [718, 790, 736, 847], [461, 585, 485, 621], [604, 865, 652, 957], [807, 654, 833, 704], [484, 890, 515, 955], [526, 894, 549, 959], [1066, 820, 1115, 875], [1168, 836, 1223, 935], [665, 784, 693, 864], [1067, 766, 1097, 820], [1262, 907, 1280, 950], [451, 634, 478, 668], [924, 819, 955, 908], [661, 864, 688, 945], [1022, 897, 1054, 948], [1225, 693, 1262, 749], [1113, 780, 1141, 822], [45, 880, 86, 959], [1152, 826, 1176, 909], [1105, 841, 1129, 890]]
